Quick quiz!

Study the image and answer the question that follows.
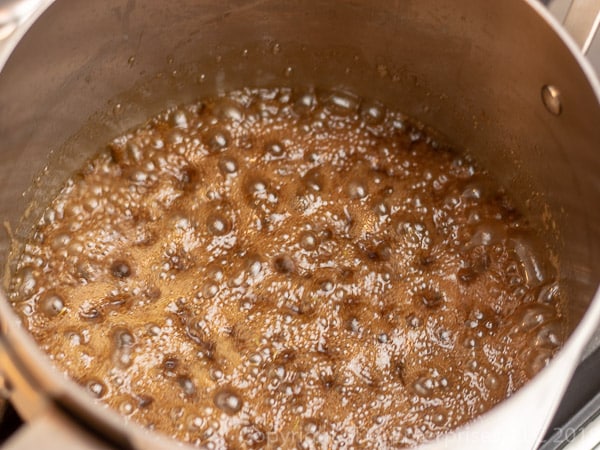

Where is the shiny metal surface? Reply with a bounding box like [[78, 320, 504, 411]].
[[542, 84, 564, 115], [562, 413, 600, 450], [0, 0, 599, 449], [563, 0, 600, 53], [552, 0, 600, 362], [0, 0, 51, 70]]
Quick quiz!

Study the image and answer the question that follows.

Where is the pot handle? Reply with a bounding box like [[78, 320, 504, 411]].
[[2, 408, 113, 450], [0, 0, 53, 70], [562, 0, 600, 54]]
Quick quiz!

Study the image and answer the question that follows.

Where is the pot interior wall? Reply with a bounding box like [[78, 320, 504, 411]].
[[0, 0, 599, 387]]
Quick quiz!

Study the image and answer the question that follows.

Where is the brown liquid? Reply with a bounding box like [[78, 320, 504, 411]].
[[9, 88, 565, 448]]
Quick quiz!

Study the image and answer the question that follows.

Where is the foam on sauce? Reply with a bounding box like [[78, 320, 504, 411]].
[[9, 88, 565, 448]]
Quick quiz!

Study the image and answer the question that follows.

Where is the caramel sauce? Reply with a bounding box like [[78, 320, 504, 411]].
[[9, 88, 565, 448]]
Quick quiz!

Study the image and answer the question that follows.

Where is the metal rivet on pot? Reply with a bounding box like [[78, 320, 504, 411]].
[[541, 85, 562, 115]]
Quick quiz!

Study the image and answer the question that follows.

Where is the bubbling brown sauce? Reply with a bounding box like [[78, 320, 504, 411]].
[[9, 88, 565, 448]]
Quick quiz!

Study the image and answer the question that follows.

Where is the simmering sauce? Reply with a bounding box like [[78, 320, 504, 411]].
[[9, 88, 565, 448]]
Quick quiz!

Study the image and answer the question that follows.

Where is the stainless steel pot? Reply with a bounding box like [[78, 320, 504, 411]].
[[0, 0, 599, 449]]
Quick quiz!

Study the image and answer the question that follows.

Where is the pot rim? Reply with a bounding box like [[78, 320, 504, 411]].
[[0, 0, 599, 449]]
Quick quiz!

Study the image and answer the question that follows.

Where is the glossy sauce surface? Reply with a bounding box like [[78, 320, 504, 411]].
[[9, 88, 564, 448]]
